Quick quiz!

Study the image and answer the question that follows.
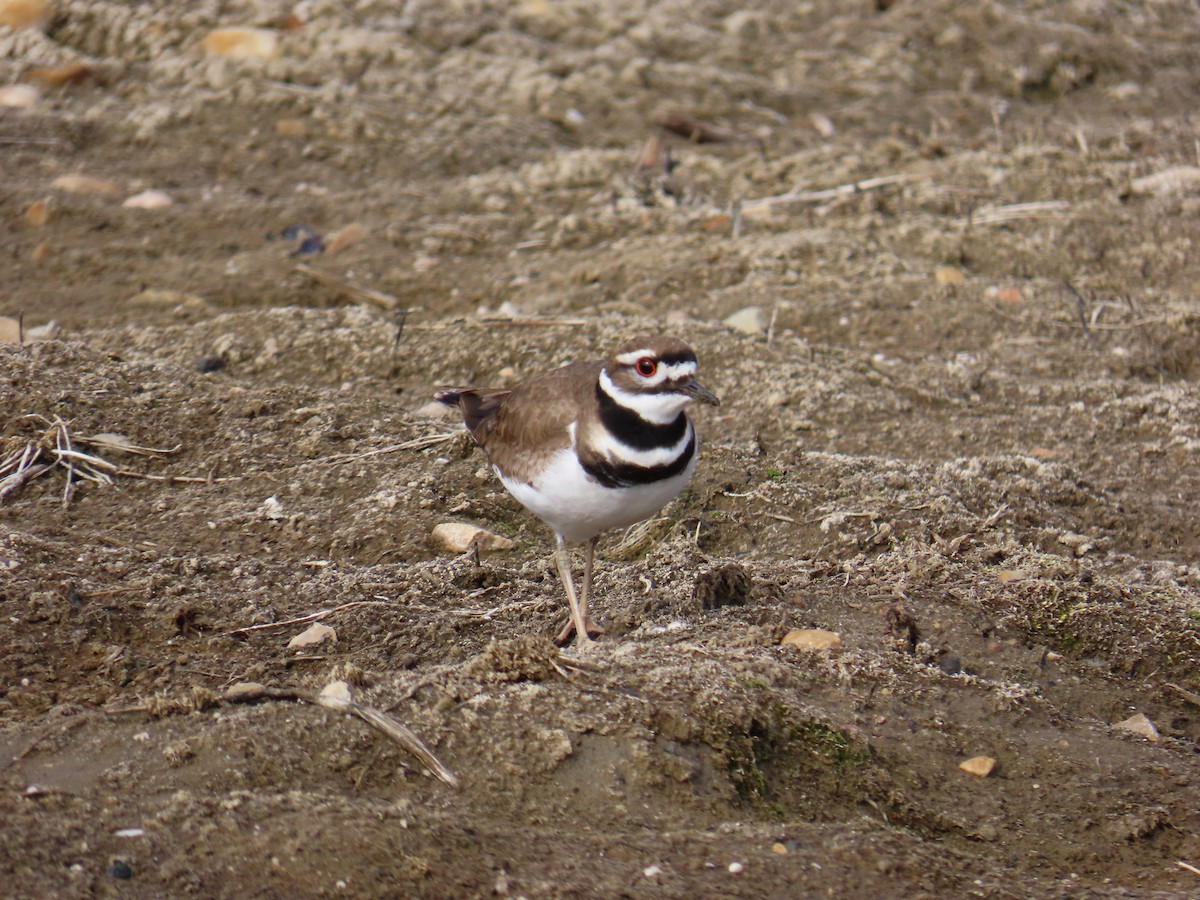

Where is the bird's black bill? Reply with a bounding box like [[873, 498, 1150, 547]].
[[680, 379, 720, 406]]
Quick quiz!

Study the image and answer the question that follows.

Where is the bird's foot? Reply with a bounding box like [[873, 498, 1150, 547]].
[[554, 616, 605, 647]]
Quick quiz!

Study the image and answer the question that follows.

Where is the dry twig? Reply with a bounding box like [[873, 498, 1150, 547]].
[[109, 680, 457, 788], [407, 318, 589, 331], [224, 599, 394, 637], [966, 201, 1071, 226], [740, 175, 916, 216], [294, 263, 401, 310], [0, 415, 218, 506]]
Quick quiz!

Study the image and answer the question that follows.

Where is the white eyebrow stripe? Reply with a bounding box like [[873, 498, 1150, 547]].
[[660, 360, 696, 380], [615, 349, 655, 365]]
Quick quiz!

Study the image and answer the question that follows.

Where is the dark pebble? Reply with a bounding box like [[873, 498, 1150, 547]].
[[937, 652, 962, 675], [296, 234, 324, 255], [195, 354, 225, 373], [108, 860, 133, 879]]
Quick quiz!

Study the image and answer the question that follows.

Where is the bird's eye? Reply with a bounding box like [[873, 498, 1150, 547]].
[[636, 357, 657, 377]]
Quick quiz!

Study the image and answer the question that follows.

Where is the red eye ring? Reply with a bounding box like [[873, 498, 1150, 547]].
[[636, 357, 657, 377]]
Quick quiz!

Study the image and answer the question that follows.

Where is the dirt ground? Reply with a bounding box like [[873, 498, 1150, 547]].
[[3, 1, 1200, 896]]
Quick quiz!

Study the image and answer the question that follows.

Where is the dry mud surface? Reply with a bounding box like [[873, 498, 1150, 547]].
[[4, 1, 1200, 897]]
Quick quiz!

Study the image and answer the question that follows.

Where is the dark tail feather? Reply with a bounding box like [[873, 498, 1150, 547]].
[[435, 388, 511, 434]]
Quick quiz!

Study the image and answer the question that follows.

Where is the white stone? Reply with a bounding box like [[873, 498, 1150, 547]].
[[287, 622, 337, 649], [0, 0, 54, 31], [123, 189, 174, 210], [431, 523, 515, 553], [723, 306, 766, 335], [201, 27, 279, 61], [781, 629, 842, 651], [1131, 166, 1200, 196], [0, 83, 40, 108], [1113, 712, 1159, 742]]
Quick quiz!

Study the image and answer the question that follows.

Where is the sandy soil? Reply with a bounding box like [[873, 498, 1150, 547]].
[[3, 1, 1200, 896]]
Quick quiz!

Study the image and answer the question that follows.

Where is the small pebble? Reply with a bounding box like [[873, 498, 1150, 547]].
[[934, 266, 966, 285], [431, 523, 514, 553], [195, 355, 225, 373], [108, 860, 133, 880], [52, 174, 122, 197], [781, 629, 842, 651], [223, 682, 265, 699], [0, 0, 55, 30], [123, 189, 174, 210], [1113, 712, 1159, 742], [23, 63, 92, 87], [288, 623, 337, 649], [996, 569, 1030, 583], [728, 862, 744, 874], [810, 112, 836, 137], [722, 305, 766, 335], [296, 234, 324, 256], [202, 27, 280, 61], [937, 652, 962, 675], [318, 680, 354, 707], [413, 400, 452, 419], [771, 842, 788, 855], [275, 118, 307, 137], [0, 83, 41, 108], [1130, 165, 1200, 196], [327, 222, 368, 254], [959, 755, 996, 777], [23, 198, 49, 227], [643, 865, 662, 878]]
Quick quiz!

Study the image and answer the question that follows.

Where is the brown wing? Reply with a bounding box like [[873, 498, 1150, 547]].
[[470, 360, 602, 484]]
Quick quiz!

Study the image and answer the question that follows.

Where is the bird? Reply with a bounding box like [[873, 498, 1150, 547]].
[[436, 335, 719, 650]]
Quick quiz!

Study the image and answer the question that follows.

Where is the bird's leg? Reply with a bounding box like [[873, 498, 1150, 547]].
[[553, 535, 592, 650], [579, 535, 596, 628], [554, 535, 605, 647]]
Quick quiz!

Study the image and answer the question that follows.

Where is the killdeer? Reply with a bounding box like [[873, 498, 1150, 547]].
[[437, 336, 719, 649]]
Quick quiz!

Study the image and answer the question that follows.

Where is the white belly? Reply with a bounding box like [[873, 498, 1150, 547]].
[[498, 447, 697, 544]]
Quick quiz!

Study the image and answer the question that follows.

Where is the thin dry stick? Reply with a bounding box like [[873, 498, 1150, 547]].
[[111, 682, 458, 788], [0, 462, 50, 502], [225, 600, 394, 637], [1165, 682, 1200, 708], [1, 416, 233, 502], [320, 433, 457, 465], [407, 318, 589, 331], [5, 712, 91, 767], [1179, 860, 1200, 877], [967, 200, 1070, 225], [1058, 314, 1184, 331], [450, 596, 550, 622], [294, 263, 401, 310], [740, 174, 916, 216], [112, 469, 237, 484], [341, 702, 458, 788], [77, 434, 181, 457]]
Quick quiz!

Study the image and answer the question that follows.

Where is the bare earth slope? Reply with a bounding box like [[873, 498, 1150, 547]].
[[3, 2, 1200, 897]]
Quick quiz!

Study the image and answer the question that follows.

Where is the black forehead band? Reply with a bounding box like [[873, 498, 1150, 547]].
[[654, 350, 696, 366]]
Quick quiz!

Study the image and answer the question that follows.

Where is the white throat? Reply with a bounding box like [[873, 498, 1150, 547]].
[[598, 369, 692, 425]]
